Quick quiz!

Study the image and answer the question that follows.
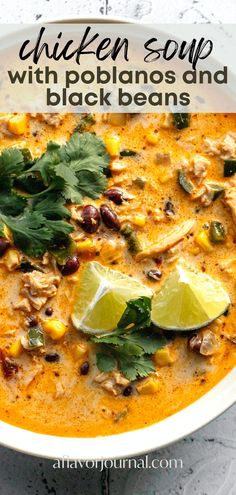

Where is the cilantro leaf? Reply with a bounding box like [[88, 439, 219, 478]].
[[0, 148, 24, 185], [96, 353, 117, 373], [32, 194, 71, 220], [118, 297, 151, 331], [93, 297, 167, 382], [2, 211, 52, 257], [125, 331, 166, 355], [118, 353, 155, 381], [76, 170, 107, 200], [64, 132, 109, 172], [0, 191, 26, 216], [0, 132, 110, 257], [44, 219, 74, 246], [27, 142, 61, 183]]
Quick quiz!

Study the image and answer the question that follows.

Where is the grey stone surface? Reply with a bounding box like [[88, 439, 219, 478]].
[[0, 1, 236, 494]]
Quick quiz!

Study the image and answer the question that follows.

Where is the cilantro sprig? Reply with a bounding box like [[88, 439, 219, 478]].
[[92, 297, 167, 381], [0, 132, 109, 257]]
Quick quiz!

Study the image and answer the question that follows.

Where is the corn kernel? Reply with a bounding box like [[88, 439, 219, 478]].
[[189, 246, 200, 256], [136, 376, 160, 395], [195, 231, 213, 252], [8, 339, 23, 358], [8, 114, 28, 135], [110, 160, 127, 173], [105, 135, 120, 156], [3, 249, 21, 271], [146, 130, 159, 145], [154, 348, 175, 367], [73, 342, 88, 360], [43, 319, 67, 340], [132, 214, 146, 227], [76, 239, 94, 252], [157, 166, 174, 184]]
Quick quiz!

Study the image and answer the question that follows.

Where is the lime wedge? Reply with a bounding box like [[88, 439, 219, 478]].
[[151, 264, 230, 331], [72, 261, 153, 334]]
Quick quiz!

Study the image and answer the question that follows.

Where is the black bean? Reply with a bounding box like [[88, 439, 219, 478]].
[[20, 261, 34, 273], [164, 200, 175, 217], [80, 361, 90, 375], [104, 188, 123, 205], [188, 334, 202, 353], [0, 238, 9, 257], [45, 307, 53, 316], [27, 315, 38, 327], [100, 204, 120, 231], [61, 255, 80, 276], [45, 353, 60, 363], [80, 205, 100, 234], [123, 385, 133, 397], [146, 269, 162, 281]]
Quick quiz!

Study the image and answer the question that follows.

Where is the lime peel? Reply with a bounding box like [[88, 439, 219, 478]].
[[72, 261, 153, 334], [151, 264, 230, 331]]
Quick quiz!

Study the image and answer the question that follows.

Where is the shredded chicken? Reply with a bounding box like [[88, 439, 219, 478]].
[[136, 219, 195, 261], [31, 113, 64, 127], [192, 155, 211, 180], [94, 371, 130, 396], [55, 381, 66, 399], [21, 364, 43, 387], [204, 132, 236, 159], [21, 270, 61, 310], [191, 183, 215, 207], [224, 183, 236, 224], [13, 298, 31, 313]]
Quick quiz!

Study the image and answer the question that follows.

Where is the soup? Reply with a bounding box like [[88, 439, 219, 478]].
[[0, 111, 235, 437]]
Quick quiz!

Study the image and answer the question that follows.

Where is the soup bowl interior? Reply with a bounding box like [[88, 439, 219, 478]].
[[0, 17, 235, 460]]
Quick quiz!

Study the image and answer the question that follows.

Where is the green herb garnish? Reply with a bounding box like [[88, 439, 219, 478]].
[[0, 132, 109, 257], [92, 297, 166, 381]]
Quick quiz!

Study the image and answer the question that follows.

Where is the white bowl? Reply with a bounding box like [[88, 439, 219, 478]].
[[0, 17, 235, 460]]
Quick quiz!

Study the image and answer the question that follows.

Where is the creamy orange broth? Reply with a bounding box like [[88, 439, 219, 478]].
[[0, 112, 236, 437]]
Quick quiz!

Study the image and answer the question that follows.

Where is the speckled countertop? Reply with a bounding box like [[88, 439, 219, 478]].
[[0, 1, 236, 494]]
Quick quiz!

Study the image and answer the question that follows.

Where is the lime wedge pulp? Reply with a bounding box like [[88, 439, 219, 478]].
[[72, 261, 153, 334], [151, 264, 230, 331]]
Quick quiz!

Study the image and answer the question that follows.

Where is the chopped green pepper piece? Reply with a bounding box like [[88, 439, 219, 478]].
[[178, 170, 194, 194], [132, 177, 147, 189], [173, 113, 190, 130], [210, 221, 226, 243], [120, 149, 137, 157], [28, 326, 44, 349], [74, 114, 96, 133], [51, 239, 77, 265], [206, 183, 225, 201], [121, 224, 142, 254], [224, 160, 236, 177]]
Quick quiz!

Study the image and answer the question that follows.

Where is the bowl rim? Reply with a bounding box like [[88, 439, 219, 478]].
[[0, 16, 235, 461]]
